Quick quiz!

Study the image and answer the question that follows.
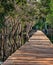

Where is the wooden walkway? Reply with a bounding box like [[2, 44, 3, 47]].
[[2, 30, 53, 65]]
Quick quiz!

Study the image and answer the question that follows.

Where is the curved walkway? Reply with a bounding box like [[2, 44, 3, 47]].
[[2, 30, 53, 65]]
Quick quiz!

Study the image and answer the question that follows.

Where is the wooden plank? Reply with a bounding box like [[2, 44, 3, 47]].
[[2, 30, 53, 65]]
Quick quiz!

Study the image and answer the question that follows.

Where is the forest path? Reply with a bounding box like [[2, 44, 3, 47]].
[[2, 30, 53, 65]]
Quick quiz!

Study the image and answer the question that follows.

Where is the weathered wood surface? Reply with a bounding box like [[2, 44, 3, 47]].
[[2, 30, 53, 65]]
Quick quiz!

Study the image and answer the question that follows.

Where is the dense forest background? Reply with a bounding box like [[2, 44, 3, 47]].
[[0, 0, 53, 62]]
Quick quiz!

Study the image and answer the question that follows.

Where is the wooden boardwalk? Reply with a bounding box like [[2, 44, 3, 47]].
[[2, 30, 53, 65]]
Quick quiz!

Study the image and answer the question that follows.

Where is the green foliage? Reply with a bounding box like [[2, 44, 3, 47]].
[[0, 0, 15, 29], [46, 13, 53, 28], [50, 0, 53, 12], [46, 0, 53, 28], [40, 0, 50, 16], [1, 0, 14, 13], [16, 0, 27, 5]]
